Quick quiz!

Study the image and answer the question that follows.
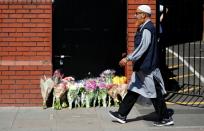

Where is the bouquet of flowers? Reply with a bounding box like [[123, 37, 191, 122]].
[[53, 81, 68, 110], [112, 76, 127, 85], [84, 79, 98, 108], [40, 75, 55, 109], [97, 78, 108, 107], [100, 69, 116, 84], [67, 82, 80, 109], [76, 81, 86, 107]]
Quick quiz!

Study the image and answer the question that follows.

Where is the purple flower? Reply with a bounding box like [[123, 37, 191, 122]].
[[97, 82, 106, 89], [85, 79, 97, 90]]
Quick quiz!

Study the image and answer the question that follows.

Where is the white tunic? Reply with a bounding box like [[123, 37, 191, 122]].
[[127, 20, 167, 98]]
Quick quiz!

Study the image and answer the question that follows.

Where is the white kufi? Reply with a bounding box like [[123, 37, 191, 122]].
[[138, 5, 151, 14]]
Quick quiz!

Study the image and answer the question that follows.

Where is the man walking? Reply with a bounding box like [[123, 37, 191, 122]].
[[108, 5, 174, 126]]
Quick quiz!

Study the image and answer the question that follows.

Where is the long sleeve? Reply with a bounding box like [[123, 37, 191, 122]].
[[127, 29, 151, 61]]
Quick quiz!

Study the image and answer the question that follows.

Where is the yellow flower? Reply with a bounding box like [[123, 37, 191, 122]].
[[112, 76, 120, 85]]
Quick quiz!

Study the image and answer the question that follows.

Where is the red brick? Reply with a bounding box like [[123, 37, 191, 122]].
[[30, 27, 51, 32], [9, 32, 23, 37], [30, 99, 41, 104], [0, 42, 9, 46], [23, 66, 37, 70], [30, 47, 44, 51], [30, 80, 40, 84], [30, 71, 44, 75], [1, 99, 15, 104], [23, 103, 41, 106], [37, 42, 50, 46], [10, 85, 24, 89], [0, 37, 16, 42], [39, 65, 52, 70], [16, 80, 30, 85], [43, 71, 52, 76], [37, 52, 50, 56], [37, 14, 51, 19], [9, 75, 39, 80], [2, 80, 15, 85], [24, 94, 41, 98], [16, 71, 30, 75], [0, 5, 9, 9], [0, 33, 9, 36], [43, 19, 51, 23], [2, 10, 15, 14], [16, 47, 30, 51], [16, 28, 30, 32], [16, 10, 30, 14], [16, 37, 31, 42], [0, 66, 9, 70], [10, 94, 24, 99], [16, 19, 30, 23], [1, 1, 53, 106], [16, 89, 29, 94], [23, 14, 37, 19], [22, 52, 36, 56], [9, 5, 23, 9], [0, 94, 10, 98], [30, 9, 44, 13], [31, 56, 50, 61], [37, 5, 51, 9], [1, 71, 15, 76], [9, 41, 22, 47], [15, 56, 30, 61], [30, 89, 41, 94], [31, 19, 44, 23], [16, 99, 29, 104], [0, 14, 8, 18], [2, 19, 16, 23], [36, 23, 50, 28], [9, 14, 23, 18], [9, 52, 23, 56], [2, 89, 16, 94], [1, 28, 16, 32], [22, 42, 36, 46], [44, 10, 52, 14], [24, 85, 38, 89], [0, 75, 9, 79], [0, 85, 9, 89], [30, 37, 50, 42], [9, 66, 23, 70]]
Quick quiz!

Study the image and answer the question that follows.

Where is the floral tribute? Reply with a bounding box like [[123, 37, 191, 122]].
[[40, 69, 128, 110]]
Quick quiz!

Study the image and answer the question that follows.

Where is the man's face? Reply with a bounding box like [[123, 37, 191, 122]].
[[135, 9, 146, 27]]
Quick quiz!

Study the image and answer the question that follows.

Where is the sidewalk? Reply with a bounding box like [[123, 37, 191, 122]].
[[0, 104, 204, 131]]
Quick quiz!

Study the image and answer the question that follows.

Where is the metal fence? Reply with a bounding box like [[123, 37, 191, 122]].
[[164, 41, 204, 107]]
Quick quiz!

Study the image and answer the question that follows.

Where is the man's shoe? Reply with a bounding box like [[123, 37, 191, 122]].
[[153, 117, 174, 127], [108, 111, 127, 124]]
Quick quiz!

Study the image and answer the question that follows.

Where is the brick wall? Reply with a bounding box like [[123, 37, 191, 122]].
[[0, 0, 155, 106], [0, 0, 52, 106], [126, 0, 156, 81]]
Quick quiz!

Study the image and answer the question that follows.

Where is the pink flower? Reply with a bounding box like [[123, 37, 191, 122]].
[[53, 69, 64, 79], [97, 82, 106, 89], [85, 79, 97, 90]]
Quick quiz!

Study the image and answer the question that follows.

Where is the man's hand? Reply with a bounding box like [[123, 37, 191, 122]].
[[119, 58, 128, 67]]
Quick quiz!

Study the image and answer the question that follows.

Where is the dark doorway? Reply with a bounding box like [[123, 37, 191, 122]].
[[53, 0, 127, 80], [157, 0, 203, 44]]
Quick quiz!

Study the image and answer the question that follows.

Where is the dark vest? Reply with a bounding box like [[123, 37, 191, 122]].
[[133, 21, 158, 73]]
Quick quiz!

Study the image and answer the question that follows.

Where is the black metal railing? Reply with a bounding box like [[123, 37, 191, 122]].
[[164, 41, 204, 107]]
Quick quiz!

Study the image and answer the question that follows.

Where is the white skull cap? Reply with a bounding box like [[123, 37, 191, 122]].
[[138, 5, 151, 15]]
